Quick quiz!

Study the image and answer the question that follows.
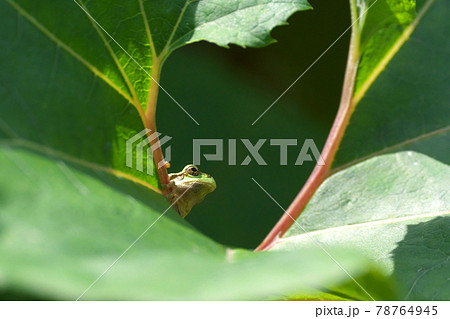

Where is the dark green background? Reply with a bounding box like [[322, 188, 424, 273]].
[[157, 0, 350, 248]]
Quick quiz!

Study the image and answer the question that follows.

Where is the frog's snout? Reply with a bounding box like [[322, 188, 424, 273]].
[[207, 176, 216, 191]]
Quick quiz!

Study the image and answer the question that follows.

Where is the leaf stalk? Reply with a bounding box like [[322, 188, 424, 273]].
[[144, 58, 170, 189], [256, 0, 362, 251]]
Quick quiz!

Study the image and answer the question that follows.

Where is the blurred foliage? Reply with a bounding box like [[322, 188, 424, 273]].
[[0, 147, 391, 300]]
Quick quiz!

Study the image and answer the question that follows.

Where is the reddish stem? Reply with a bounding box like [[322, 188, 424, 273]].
[[255, 16, 361, 251], [144, 58, 170, 189]]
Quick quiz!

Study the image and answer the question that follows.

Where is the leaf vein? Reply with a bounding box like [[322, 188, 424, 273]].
[[5, 0, 136, 107], [75, 0, 144, 115], [353, 0, 436, 105], [0, 138, 162, 195], [276, 210, 450, 246], [332, 125, 450, 173]]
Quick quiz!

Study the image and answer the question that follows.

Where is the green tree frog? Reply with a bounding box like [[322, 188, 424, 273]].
[[167, 164, 216, 218]]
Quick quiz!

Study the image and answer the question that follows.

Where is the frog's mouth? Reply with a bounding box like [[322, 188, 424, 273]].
[[200, 178, 216, 193]]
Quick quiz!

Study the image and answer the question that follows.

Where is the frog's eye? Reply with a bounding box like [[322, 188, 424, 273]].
[[186, 165, 200, 176]]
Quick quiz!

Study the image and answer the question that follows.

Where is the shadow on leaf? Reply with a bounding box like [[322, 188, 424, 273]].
[[391, 216, 449, 300]]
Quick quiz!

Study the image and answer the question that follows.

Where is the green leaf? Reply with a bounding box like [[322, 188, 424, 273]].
[[273, 152, 450, 300], [355, 0, 416, 95], [160, 0, 313, 51], [0, 146, 391, 300], [0, 0, 311, 189], [334, 0, 449, 169]]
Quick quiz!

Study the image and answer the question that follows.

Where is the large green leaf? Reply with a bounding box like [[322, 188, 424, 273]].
[[273, 152, 450, 300], [0, 145, 392, 300], [334, 0, 449, 169], [0, 0, 311, 189]]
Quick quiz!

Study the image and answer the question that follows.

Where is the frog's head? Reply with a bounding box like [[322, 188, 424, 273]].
[[167, 164, 216, 218]]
